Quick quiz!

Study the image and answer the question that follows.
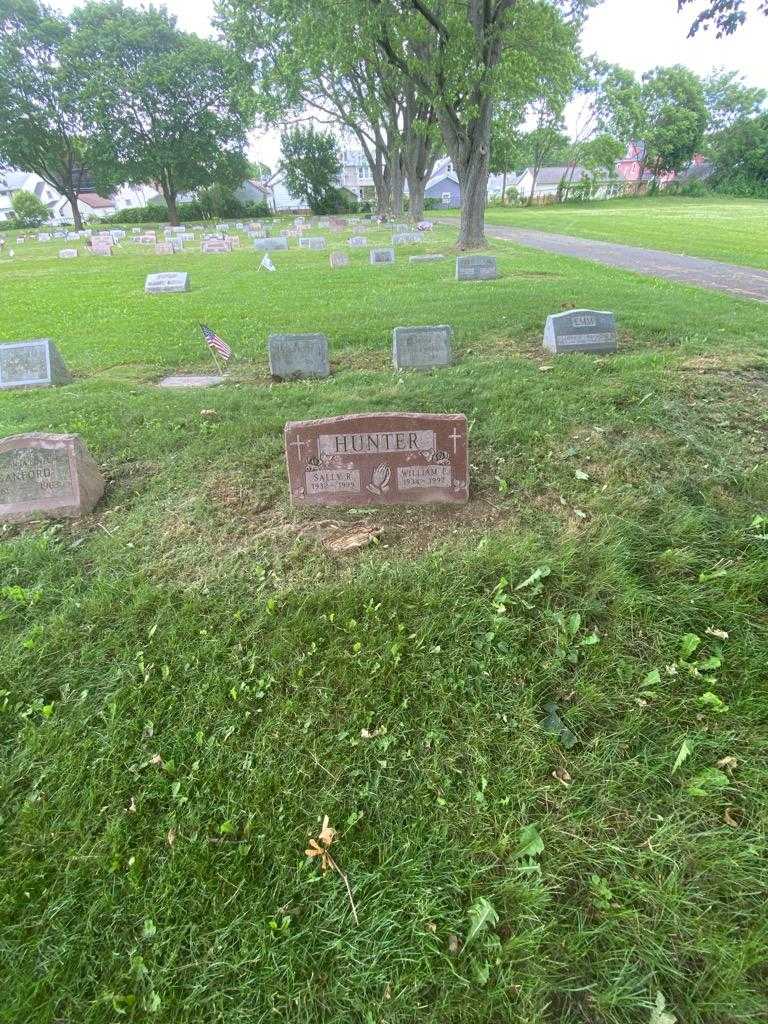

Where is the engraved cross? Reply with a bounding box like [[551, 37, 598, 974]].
[[290, 436, 312, 459], [449, 428, 463, 454]]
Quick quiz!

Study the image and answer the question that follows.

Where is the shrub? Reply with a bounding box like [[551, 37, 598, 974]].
[[10, 190, 50, 227]]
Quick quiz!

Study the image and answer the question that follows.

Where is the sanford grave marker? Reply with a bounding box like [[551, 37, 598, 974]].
[[0, 433, 105, 523], [145, 272, 189, 294], [285, 412, 468, 507]]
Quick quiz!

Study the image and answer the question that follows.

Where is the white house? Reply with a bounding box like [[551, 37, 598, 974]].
[[0, 170, 64, 223]]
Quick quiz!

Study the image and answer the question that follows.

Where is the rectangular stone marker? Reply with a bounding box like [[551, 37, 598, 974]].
[[144, 272, 189, 294], [370, 248, 395, 265], [37, 233, 51, 242], [299, 237, 327, 250], [181, 232, 195, 242], [0, 339, 72, 390], [392, 232, 421, 245], [254, 237, 288, 251], [285, 412, 469, 507], [268, 333, 330, 381], [59, 249, 78, 259], [329, 251, 349, 269], [410, 254, 444, 263], [456, 255, 497, 281], [392, 325, 453, 371], [155, 242, 174, 255], [202, 239, 230, 254], [0, 433, 105, 523], [349, 236, 367, 247], [543, 309, 618, 355]]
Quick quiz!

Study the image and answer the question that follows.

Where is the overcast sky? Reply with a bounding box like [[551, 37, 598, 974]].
[[54, 0, 768, 168]]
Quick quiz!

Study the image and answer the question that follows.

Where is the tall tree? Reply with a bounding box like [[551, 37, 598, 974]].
[[639, 66, 709, 177], [217, 0, 406, 217], [703, 69, 766, 133], [365, 0, 591, 248], [678, 0, 768, 36], [280, 126, 342, 211], [0, 0, 91, 229], [71, 1, 250, 226]]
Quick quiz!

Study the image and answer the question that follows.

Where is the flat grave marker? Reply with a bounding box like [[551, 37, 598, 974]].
[[329, 251, 349, 269], [268, 333, 330, 381], [543, 309, 618, 355], [59, 249, 78, 259], [349, 236, 368, 247], [285, 412, 469, 507], [410, 254, 445, 263], [370, 248, 395, 265], [392, 325, 453, 371], [0, 433, 105, 523], [158, 374, 225, 389], [144, 272, 189, 294], [0, 339, 71, 390], [155, 242, 174, 255], [456, 255, 498, 281], [392, 232, 421, 245]]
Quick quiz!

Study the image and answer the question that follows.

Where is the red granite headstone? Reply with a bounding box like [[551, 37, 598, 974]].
[[285, 412, 469, 507], [0, 433, 105, 523]]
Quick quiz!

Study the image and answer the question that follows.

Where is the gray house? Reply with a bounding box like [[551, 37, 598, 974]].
[[424, 159, 461, 208]]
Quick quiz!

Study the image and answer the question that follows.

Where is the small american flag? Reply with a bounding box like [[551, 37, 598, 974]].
[[199, 323, 232, 362], [259, 253, 276, 272]]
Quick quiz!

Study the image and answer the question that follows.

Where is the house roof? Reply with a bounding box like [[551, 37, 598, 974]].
[[678, 160, 715, 182], [78, 192, 115, 209], [531, 166, 588, 186], [0, 171, 31, 192]]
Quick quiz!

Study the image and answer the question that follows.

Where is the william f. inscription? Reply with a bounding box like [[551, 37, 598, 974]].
[[285, 412, 469, 507]]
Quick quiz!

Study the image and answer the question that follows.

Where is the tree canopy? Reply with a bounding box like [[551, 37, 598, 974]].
[[678, 0, 768, 36], [280, 126, 342, 212], [70, 1, 251, 225], [0, 0, 92, 228]]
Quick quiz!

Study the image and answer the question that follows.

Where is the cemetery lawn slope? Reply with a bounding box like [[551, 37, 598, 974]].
[[1, 225, 767, 1024], [444, 196, 768, 269]]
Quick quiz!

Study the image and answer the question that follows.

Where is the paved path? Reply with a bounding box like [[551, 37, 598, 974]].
[[441, 221, 768, 303]]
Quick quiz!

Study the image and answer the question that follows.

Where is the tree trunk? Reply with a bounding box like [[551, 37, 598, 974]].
[[409, 177, 426, 222], [370, 165, 391, 217], [455, 149, 489, 249], [437, 94, 492, 249], [160, 176, 179, 226], [390, 159, 404, 217], [501, 170, 507, 205], [67, 194, 83, 231]]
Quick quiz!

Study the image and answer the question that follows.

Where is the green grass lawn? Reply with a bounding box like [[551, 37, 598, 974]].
[[1, 224, 767, 1024], [444, 196, 768, 270]]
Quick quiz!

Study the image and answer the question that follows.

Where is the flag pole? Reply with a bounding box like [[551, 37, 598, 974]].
[[200, 323, 224, 375]]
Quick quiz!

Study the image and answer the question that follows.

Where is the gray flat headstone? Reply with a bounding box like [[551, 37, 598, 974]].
[[158, 374, 225, 388], [254, 237, 288, 251], [329, 251, 349, 269], [59, 249, 78, 259], [349, 236, 368, 247], [392, 325, 453, 371], [543, 309, 618, 354], [0, 339, 71, 390], [370, 248, 395, 265], [456, 255, 498, 281], [410, 254, 445, 263], [154, 242, 174, 255], [299, 237, 327, 250], [145, 272, 189, 294], [0, 433, 105, 523], [392, 232, 421, 245], [268, 333, 330, 381]]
